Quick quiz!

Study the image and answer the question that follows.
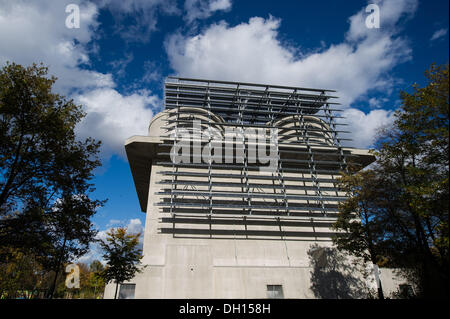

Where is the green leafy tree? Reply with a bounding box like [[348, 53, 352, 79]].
[[45, 194, 105, 298], [0, 62, 101, 218], [88, 260, 105, 299], [333, 168, 389, 299], [0, 62, 105, 298], [99, 227, 144, 299], [89, 260, 104, 273], [0, 247, 44, 298], [53, 260, 106, 299], [389, 63, 449, 266], [334, 63, 449, 298]]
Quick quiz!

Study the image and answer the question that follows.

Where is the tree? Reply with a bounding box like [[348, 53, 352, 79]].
[[88, 260, 105, 299], [333, 63, 449, 298], [0, 62, 101, 218], [332, 168, 388, 299], [0, 247, 44, 298], [0, 62, 105, 298], [45, 194, 105, 298], [99, 227, 144, 299], [51, 260, 106, 299], [89, 260, 104, 274]]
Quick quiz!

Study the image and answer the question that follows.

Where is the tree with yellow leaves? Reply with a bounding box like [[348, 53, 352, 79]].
[[99, 227, 144, 299]]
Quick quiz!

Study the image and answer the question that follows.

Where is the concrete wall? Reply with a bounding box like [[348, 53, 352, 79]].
[[104, 162, 407, 299], [110, 112, 404, 299]]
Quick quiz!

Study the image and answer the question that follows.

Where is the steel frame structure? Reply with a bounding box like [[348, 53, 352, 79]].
[[154, 77, 356, 238]]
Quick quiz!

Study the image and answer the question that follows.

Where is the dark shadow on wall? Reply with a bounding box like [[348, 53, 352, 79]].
[[307, 244, 375, 299]]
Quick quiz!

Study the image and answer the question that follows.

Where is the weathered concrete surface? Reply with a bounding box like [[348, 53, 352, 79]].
[[105, 111, 406, 299], [104, 161, 406, 298]]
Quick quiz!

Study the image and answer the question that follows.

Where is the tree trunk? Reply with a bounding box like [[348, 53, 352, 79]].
[[370, 260, 384, 300], [374, 266, 384, 300], [48, 237, 67, 299], [48, 268, 60, 299], [377, 282, 384, 300], [364, 209, 385, 300], [114, 281, 119, 299]]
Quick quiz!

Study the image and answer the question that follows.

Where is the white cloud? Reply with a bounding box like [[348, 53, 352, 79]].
[[209, 0, 231, 11], [77, 248, 103, 265], [165, 0, 417, 148], [346, 0, 417, 42], [368, 97, 389, 109], [141, 61, 162, 83], [106, 219, 124, 227], [109, 52, 134, 78], [184, 0, 232, 23], [97, 218, 143, 240], [342, 108, 395, 148], [0, 0, 114, 92], [430, 28, 448, 41], [127, 218, 144, 235], [75, 88, 157, 158], [0, 0, 159, 157]]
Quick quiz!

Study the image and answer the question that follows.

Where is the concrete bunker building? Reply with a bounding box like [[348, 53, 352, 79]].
[[104, 77, 382, 299]]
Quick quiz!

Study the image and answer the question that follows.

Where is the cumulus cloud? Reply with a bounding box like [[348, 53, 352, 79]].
[[127, 218, 145, 234], [184, 0, 232, 24], [430, 28, 448, 41], [0, 0, 114, 92], [165, 12, 412, 106], [0, 0, 159, 157], [342, 108, 395, 148], [75, 88, 157, 157], [346, 0, 417, 42], [165, 0, 417, 147]]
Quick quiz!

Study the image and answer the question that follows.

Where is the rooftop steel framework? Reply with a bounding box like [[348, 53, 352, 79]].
[[151, 77, 366, 239]]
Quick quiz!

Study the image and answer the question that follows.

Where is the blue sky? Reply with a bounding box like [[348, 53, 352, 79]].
[[0, 0, 448, 263]]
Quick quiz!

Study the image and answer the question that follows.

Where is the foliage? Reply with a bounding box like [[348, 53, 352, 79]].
[[0, 247, 44, 298], [99, 227, 144, 299], [43, 194, 105, 298], [0, 62, 105, 298], [333, 167, 386, 264], [333, 63, 449, 298], [0, 62, 102, 218], [0, 247, 105, 299], [56, 261, 106, 299]]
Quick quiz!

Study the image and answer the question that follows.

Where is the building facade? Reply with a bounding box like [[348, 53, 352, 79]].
[[104, 77, 403, 299]]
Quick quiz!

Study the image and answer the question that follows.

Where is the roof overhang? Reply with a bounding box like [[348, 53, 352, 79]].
[[125, 135, 162, 212]]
